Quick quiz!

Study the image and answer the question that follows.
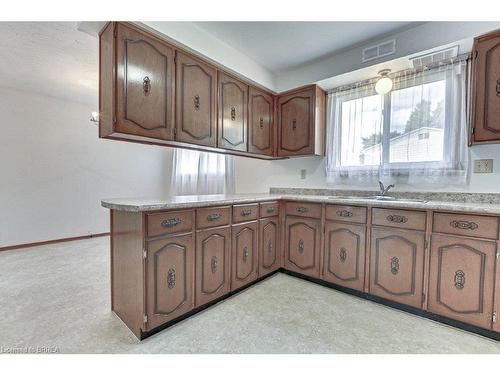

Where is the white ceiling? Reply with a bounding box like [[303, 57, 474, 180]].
[[0, 22, 98, 105], [193, 22, 419, 72]]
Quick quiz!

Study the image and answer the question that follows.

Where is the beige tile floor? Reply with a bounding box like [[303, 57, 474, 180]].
[[0, 236, 499, 354]]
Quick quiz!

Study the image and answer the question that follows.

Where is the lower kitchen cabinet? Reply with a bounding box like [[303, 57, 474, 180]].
[[231, 221, 258, 290], [145, 233, 195, 330], [259, 217, 280, 276], [195, 226, 231, 307], [323, 221, 366, 291], [428, 234, 497, 329], [285, 216, 321, 278], [369, 227, 425, 308]]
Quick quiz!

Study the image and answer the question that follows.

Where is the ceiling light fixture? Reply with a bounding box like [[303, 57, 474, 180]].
[[375, 69, 393, 95]]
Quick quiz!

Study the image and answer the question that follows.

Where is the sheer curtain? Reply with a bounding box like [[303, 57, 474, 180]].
[[326, 58, 469, 188], [171, 149, 235, 195]]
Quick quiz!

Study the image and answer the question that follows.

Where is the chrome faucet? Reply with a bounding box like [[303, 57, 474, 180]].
[[378, 181, 395, 196]]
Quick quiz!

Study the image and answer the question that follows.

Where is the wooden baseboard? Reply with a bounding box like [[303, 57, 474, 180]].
[[0, 232, 110, 252]]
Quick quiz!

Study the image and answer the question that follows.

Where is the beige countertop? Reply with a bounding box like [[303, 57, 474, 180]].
[[101, 193, 500, 215]]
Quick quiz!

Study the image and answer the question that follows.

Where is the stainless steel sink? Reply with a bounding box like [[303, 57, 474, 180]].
[[328, 195, 427, 203]]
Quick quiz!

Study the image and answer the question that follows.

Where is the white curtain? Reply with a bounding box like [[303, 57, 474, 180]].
[[326, 58, 469, 188], [171, 149, 235, 195]]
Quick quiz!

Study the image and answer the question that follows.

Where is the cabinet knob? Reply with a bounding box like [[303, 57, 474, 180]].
[[266, 207, 275, 213], [339, 248, 347, 263], [268, 239, 273, 253], [296, 206, 308, 213], [207, 213, 222, 221], [386, 215, 408, 224], [298, 239, 304, 253], [450, 220, 478, 230], [390, 257, 399, 275], [292, 119, 297, 129], [454, 270, 465, 289], [336, 210, 353, 218], [167, 268, 176, 289], [143, 76, 151, 95], [161, 218, 181, 228], [211, 256, 218, 274], [241, 209, 252, 217], [231, 106, 236, 121], [496, 79, 500, 97], [243, 246, 249, 262], [259, 117, 264, 128], [194, 95, 201, 111]]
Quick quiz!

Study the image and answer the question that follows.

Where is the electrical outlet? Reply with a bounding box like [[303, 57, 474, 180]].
[[474, 159, 493, 173], [300, 169, 307, 179]]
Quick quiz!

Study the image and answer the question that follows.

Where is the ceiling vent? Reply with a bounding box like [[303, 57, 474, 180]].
[[409, 46, 459, 68], [362, 39, 396, 63]]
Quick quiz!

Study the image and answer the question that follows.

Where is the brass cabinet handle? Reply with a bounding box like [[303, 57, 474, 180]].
[[296, 206, 308, 213], [496, 79, 500, 97], [167, 268, 176, 289], [243, 246, 249, 262], [268, 239, 273, 253], [292, 119, 297, 129], [266, 207, 275, 213], [143, 76, 151, 95], [454, 270, 465, 289], [336, 210, 353, 218], [259, 117, 264, 128], [339, 248, 347, 263], [386, 214, 408, 224], [231, 106, 236, 121], [450, 220, 478, 230], [194, 95, 200, 110], [390, 257, 399, 275], [207, 213, 222, 222], [161, 218, 181, 228], [241, 209, 252, 217], [298, 239, 304, 253], [211, 256, 218, 274]]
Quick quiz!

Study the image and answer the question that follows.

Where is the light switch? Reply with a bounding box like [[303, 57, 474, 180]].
[[473, 159, 493, 173], [300, 169, 307, 179]]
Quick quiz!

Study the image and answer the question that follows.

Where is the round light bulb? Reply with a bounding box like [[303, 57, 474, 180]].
[[375, 76, 393, 95]]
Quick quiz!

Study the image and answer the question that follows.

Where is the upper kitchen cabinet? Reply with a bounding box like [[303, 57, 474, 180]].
[[175, 51, 217, 147], [217, 73, 248, 151], [277, 85, 326, 157], [470, 29, 500, 144], [100, 22, 175, 141], [248, 87, 275, 156]]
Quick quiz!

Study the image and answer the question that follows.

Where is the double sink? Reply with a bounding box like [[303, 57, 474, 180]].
[[328, 195, 428, 204]]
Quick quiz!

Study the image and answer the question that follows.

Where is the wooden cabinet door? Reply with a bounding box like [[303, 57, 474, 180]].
[[145, 233, 194, 330], [248, 87, 274, 156], [218, 73, 248, 151], [231, 221, 258, 290], [195, 227, 231, 307], [278, 88, 314, 156], [428, 234, 496, 329], [471, 30, 500, 143], [116, 23, 174, 140], [175, 52, 217, 147], [285, 216, 321, 278], [369, 227, 425, 308], [259, 217, 280, 276], [323, 221, 366, 291]]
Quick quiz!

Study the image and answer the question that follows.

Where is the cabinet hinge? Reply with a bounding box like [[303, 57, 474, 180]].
[[143, 314, 148, 324], [493, 312, 497, 323], [143, 248, 147, 259], [424, 240, 428, 250], [496, 249, 500, 260]]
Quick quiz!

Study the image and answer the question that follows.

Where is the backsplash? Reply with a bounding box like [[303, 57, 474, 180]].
[[269, 187, 500, 204]]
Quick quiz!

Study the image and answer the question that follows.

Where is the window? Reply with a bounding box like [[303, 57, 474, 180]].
[[326, 58, 469, 187], [171, 149, 235, 196]]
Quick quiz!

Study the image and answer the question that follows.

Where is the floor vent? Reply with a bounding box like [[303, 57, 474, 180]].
[[362, 39, 396, 63], [410, 46, 459, 68]]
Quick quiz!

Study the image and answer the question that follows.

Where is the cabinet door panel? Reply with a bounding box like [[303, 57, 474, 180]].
[[218, 73, 248, 151], [428, 235, 496, 329], [195, 227, 230, 307], [248, 87, 274, 155], [285, 216, 321, 278], [369, 227, 425, 308], [472, 31, 500, 142], [323, 222, 365, 291], [116, 23, 174, 140], [278, 89, 314, 156], [175, 52, 217, 146], [146, 234, 194, 330], [231, 222, 258, 290], [259, 217, 280, 276]]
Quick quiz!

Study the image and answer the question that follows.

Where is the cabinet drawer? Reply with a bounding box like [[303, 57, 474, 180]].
[[325, 205, 366, 224], [433, 212, 499, 240], [196, 206, 231, 229], [372, 208, 426, 231], [146, 210, 194, 237], [233, 203, 258, 223], [285, 201, 322, 219], [260, 201, 279, 218]]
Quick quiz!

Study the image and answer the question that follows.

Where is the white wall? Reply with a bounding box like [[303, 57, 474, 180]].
[[234, 143, 500, 194], [0, 87, 173, 247]]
